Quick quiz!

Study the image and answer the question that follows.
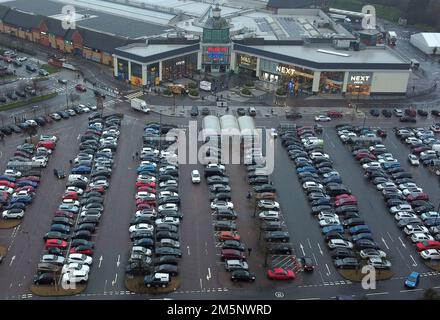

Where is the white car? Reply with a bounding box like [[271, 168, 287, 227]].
[[66, 186, 84, 195], [160, 151, 178, 159], [4, 169, 22, 177], [378, 156, 397, 164], [210, 200, 234, 210], [398, 183, 418, 190], [61, 263, 90, 274], [143, 147, 160, 155], [206, 163, 226, 171], [159, 180, 178, 188], [89, 180, 109, 189], [359, 249, 387, 259], [67, 254, 93, 265], [258, 211, 280, 221], [408, 154, 420, 166], [421, 211, 440, 220], [135, 210, 157, 218], [411, 233, 434, 243], [102, 129, 120, 136], [155, 217, 180, 225], [269, 128, 278, 138], [309, 152, 329, 160], [420, 150, 437, 157], [132, 246, 152, 256], [17, 56, 27, 62], [318, 212, 339, 220], [158, 191, 179, 199], [302, 181, 324, 190], [159, 165, 177, 172], [129, 223, 154, 233], [25, 120, 38, 127], [394, 212, 418, 221], [140, 161, 156, 167], [402, 187, 423, 196], [2, 209, 25, 219], [135, 192, 156, 200], [390, 204, 413, 214], [40, 135, 57, 142], [369, 144, 385, 151], [158, 203, 178, 212], [315, 115, 331, 122], [12, 190, 31, 198], [376, 182, 396, 191], [257, 200, 280, 210], [31, 156, 48, 167], [62, 199, 80, 207], [137, 175, 156, 183], [328, 239, 353, 249], [36, 147, 52, 155], [191, 170, 201, 184], [41, 255, 65, 265], [404, 225, 429, 236], [420, 249, 440, 260], [0, 186, 14, 194], [62, 270, 88, 284], [80, 211, 101, 218], [362, 161, 381, 170], [319, 218, 340, 227]]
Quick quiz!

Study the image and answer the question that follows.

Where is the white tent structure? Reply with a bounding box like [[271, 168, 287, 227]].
[[410, 33, 440, 55], [201, 115, 221, 142], [220, 115, 240, 136]]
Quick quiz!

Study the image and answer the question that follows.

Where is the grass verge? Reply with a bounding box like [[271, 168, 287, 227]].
[[338, 269, 394, 282], [40, 64, 61, 74], [0, 92, 58, 111], [0, 244, 7, 257], [425, 261, 440, 272], [125, 276, 180, 294], [30, 284, 86, 297], [0, 219, 22, 229]]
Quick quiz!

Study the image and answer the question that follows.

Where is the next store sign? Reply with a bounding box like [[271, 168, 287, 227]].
[[348, 72, 373, 85]]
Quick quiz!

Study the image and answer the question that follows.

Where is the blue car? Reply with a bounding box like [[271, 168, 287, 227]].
[[10, 195, 33, 205], [58, 204, 79, 213], [323, 176, 342, 185], [322, 225, 344, 235], [423, 218, 440, 227], [16, 180, 39, 188], [71, 165, 92, 174], [0, 175, 16, 182], [383, 162, 401, 169], [351, 233, 374, 242], [405, 272, 420, 288], [50, 223, 70, 234], [137, 165, 156, 173], [95, 152, 112, 159], [297, 166, 316, 174], [145, 124, 160, 130], [349, 225, 371, 235]]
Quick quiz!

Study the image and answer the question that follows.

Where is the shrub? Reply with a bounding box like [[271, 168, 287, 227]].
[[276, 87, 287, 96], [241, 88, 252, 96], [245, 81, 255, 87], [189, 89, 199, 96], [163, 88, 172, 96], [188, 82, 197, 89]]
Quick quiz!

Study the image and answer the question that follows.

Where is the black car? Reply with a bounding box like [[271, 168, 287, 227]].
[[334, 258, 359, 269], [201, 107, 210, 115], [222, 240, 245, 251], [264, 231, 289, 242], [355, 239, 380, 250], [156, 231, 179, 241], [134, 238, 155, 248], [190, 106, 199, 117], [71, 239, 94, 248], [156, 224, 178, 233], [75, 223, 96, 233], [324, 231, 349, 242], [417, 109, 428, 117], [155, 264, 179, 276], [400, 116, 416, 123], [331, 248, 356, 259], [144, 274, 169, 288], [231, 270, 255, 282], [155, 247, 182, 257], [155, 255, 179, 266], [370, 109, 380, 117], [237, 108, 246, 116], [214, 221, 237, 231], [72, 230, 92, 240], [382, 109, 392, 117], [254, 184, 276, 193], [33, 273, 55, 285], [299, 257, 314, 272], [54, 169, 66, 179]]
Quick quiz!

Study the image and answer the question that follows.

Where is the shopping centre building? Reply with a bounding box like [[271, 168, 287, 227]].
[[113, 5, 410, 96], [0, 0, 411, 96]]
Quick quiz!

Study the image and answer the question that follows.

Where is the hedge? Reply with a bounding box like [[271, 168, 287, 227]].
[[0, 92, 58, 111]]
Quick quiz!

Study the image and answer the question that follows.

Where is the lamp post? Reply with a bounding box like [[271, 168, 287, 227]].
[[65, 82, 69, 108]]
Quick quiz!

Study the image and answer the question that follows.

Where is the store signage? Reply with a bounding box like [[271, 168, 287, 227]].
[[240, 55, 252, 65], [207, 47, 228, 53], [348, 72, 373, 85], [276, 65, 296, 76], [175, 60, 185, 66]]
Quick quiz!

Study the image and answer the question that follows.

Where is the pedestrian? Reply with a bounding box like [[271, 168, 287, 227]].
[[69, 159, 73, 166], [135, 152, 139, 159], [247, 247, 252, 256], [246, 191, 251, 199], [132, 153, 135, 160]]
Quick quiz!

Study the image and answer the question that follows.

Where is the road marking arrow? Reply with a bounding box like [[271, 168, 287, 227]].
[[98, 255, 103, 268], [111, 273, 118, 286], [409, 255, 418, 267], [382, 238, 390, 250], [206, 268, 211, 281], [187, 246, 190, 256], [116, 255, 120, 268], [9, 255, 15, 267], [398, 237, 406, 248], [300, 243, 305, 256], [325, 264, 331, 276]]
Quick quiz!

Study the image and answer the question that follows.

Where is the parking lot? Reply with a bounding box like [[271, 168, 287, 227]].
[[2, 101, 440, 299]]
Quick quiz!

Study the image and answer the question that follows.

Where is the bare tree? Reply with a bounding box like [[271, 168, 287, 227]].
[[69, 93, 80, 104]]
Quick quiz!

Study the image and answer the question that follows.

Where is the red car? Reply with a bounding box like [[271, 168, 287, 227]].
[[136, 199, 156, 206], [335, 197, 357, 207], [75, 84, 87, 92], [70, 246, 93, 255], [335, 194, 356, 201], [137, 186, 157, 193], [17, 176, 40, 183], [45, 239, 68, 249], [218, 231, 241, 242], [136, 203, 154, 210], [416, 241, 440, 252], [0, 181, 15, 188], [412, 147, 431, 155], [267, 268, 296, 280], [4, 57, 13, 63], [85, 186, 105, 194], [54, 211, 75, 219], [407, 193, 429, 202], [135, 181, 156, 188], [355, 153, 376, 160], [220, 249, 246, 261], [37, 141, 55, 150], [14, 186, 36, 194], [327, 111, 343, 118], [63, 192, 79, 200]]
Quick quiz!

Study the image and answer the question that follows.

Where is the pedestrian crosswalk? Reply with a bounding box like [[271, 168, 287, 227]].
[[125, 91, 143, 100]]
